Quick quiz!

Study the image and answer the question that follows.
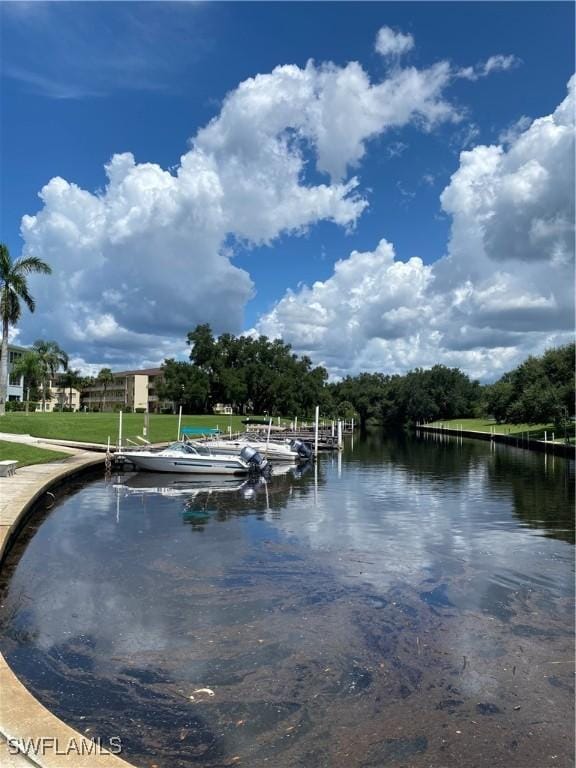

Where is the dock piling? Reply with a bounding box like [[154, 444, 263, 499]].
[[118, 410, 123, 449]]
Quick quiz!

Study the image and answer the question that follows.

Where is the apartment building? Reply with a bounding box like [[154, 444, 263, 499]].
[[5, 344, 26, 402], [81, 368, 166, 412], [37, 380, 82, 412]]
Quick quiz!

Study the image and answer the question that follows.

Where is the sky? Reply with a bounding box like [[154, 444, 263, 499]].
[[1, 1, 574, 381]]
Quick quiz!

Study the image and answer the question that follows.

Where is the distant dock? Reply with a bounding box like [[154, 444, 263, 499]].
[[416, 424, 575, 459]]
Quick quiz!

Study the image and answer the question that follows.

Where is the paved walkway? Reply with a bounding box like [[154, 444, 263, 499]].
[[0, 441, 132, 767], [0, 431, 109, 452]]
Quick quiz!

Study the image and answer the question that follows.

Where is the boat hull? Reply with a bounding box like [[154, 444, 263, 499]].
[[120, 454, 249, 475], [199, 439, 300, 462]]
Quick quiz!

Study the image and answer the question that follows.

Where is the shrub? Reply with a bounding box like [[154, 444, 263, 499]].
[[5, 401, 40, 412], [6, 401, 26, 412]]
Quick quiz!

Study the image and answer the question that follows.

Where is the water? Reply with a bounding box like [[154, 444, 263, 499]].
[[0, 432, 574, 768]]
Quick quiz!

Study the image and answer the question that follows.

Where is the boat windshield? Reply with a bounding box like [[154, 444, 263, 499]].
[[165, 442, 199, 455]]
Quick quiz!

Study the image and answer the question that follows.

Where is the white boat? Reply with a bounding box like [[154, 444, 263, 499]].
[[195, 437, 312, 462], [117, 441, 268, 475]]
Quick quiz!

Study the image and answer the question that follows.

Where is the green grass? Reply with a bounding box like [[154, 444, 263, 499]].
[[0, 412, 285, 445], [426, 418, 574, 442], [0, 440, 70, 468]]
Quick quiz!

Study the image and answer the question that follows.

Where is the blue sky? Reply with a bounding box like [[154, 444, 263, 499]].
[[1, 2, 574, 379]]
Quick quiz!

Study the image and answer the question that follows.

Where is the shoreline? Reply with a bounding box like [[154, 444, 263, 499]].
[[416, 424, 575, 458]]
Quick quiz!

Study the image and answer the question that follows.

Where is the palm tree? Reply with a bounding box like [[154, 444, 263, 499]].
[[60, 368, 82, 411], [11, 350, 43, 414], [0, 243, 52, 415], [32, 339, 69, 412], [97, 368, 114, 411]]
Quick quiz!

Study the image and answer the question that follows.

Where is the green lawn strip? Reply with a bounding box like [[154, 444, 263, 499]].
[[0, 413, 292, 445], [426, 418, 574, 442], [0, 440, 70, 468]]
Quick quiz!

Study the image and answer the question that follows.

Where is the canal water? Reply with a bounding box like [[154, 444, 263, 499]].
[[0, 432, 574, 768]]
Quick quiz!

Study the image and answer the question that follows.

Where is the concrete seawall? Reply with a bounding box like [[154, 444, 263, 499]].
[[416, 425, 575, 459]]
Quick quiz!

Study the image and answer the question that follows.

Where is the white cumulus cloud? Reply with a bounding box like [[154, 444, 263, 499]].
[[254, 76, 575, 381], [20, 40, 464, 369]]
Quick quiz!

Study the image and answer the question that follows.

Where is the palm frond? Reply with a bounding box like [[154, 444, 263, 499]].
[[13, 256, 52, 276], [0, 244, 11, 276], [8, 274, 36, 313]]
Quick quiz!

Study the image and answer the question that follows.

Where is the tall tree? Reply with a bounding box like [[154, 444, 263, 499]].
[[33, 339, 69, 411], [486, 344, 575, 427], [0, 243, 52, 415], [11, 350, 43, 413], [60, 368, 82, 411], [157, 360, 210, 413], [96, 368, 114, 411]]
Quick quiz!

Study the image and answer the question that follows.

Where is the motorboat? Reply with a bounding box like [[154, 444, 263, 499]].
[[195, 436, 312, 462], [116, 441, 268, 475]]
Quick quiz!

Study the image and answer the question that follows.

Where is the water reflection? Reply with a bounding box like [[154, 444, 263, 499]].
[[113, 463, 315, 529], [0, 433, 573, 768]]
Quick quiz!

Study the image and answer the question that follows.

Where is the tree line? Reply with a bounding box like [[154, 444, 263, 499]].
[[157, 325, 575, 429], [483, 345, 574, 427], [157, 324, 330, 416]]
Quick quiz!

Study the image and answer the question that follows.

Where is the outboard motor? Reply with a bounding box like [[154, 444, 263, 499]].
[[240, 445, 270, 474], [290, 439, 313, 459]]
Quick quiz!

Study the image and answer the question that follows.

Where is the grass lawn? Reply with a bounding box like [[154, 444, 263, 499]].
[[0, 440, 70, 468], [426, 417, 574, 442], [0, 412, 286, 446]]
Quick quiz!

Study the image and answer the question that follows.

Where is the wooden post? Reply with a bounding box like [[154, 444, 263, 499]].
[[177, 405, 182, 441], [295, 416, 298, 432], [118, 410, 123, 449], [337, 419, 343, 450], [331, 420, 335, 438], [351, 417, 354, 432], [314, 406, 319, 457]]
